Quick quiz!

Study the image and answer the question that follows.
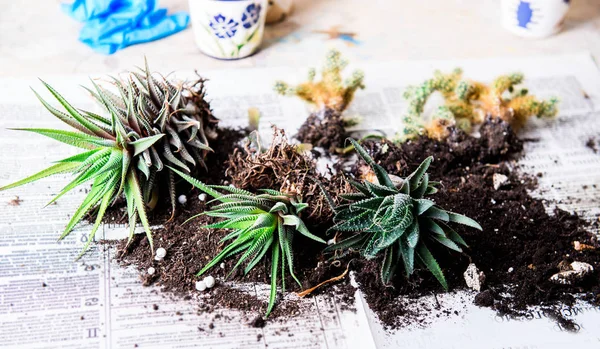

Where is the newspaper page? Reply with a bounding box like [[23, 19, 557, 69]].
[[1, 52, 600, 349]]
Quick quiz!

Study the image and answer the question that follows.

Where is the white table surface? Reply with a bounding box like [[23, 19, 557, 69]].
[[0, 0, 599, 77]]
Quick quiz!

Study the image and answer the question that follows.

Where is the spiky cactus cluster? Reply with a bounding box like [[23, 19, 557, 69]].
[[401, 69, 558, 141], [0, 60, 218, 254]]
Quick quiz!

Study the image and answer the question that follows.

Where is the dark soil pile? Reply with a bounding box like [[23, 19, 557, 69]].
[[295, 108, 347, 154], [350, 117, 600, 329]]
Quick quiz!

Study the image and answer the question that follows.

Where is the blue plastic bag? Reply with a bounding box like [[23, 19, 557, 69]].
[[62, 0, 189, 54]]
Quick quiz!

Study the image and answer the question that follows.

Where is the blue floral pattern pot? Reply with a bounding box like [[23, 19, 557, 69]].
[[189, 0, 268, 59]]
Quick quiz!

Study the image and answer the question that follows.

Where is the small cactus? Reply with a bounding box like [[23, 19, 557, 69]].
[[400, 69, 558, 141], [274, 49, 365, 112]]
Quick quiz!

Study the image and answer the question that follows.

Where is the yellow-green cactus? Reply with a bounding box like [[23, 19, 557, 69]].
[[274, 49, 365, 111], [399, 69, 558, 142], [401, 69, 472, 141]]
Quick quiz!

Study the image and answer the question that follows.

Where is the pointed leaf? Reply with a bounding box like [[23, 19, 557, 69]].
[[340, 192, 369, 201], [55, 149, 99, 163], [266, 244, 280, 317], [348, 138, 396, 189], [346, 178, 371, 196], [352, 197, 385, 211], [415, 199, 435, 215], [365, 181, 397, 197], [412, 173, 429, 199], [283, 215, 326, 243], [420, 217, 445, 236], [167, 166, 222, 199], [127, 171, 154, 251], [77, 189, 114, 259], [11, 128, 107, 149], [423, 206, 450, 221], [431, 234, 462, 252], [39, 80, 112, 138], [131, 134, 165, 156], [447, 212, 482, 230], [416, 243, 448, 290], [324, 233, 369, 252], [381, 244, 398, 284], [406, 221, 420, 248], [399, 238, 415, 277], [440, 222, 469, 247], [269, 202, 288, 214], [0, 162, 79, 191], [407, 156, 433, 190]]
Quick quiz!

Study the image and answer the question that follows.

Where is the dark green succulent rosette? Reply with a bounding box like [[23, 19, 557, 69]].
[[326, 139, 482, 288]]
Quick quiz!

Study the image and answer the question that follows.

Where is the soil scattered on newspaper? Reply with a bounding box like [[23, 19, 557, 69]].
[[351, 119, 600, 329], [113, 119, 599, 331], [586, 137, 598, 153]]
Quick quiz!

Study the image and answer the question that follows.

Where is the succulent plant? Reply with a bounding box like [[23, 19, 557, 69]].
[[0, 60, 217, 255], [274, 49, 365, 153], [274, 49, 365, 111], [171, 167, 326, 316], [326, 139, 482, 288], [401, 69, 558, 141]]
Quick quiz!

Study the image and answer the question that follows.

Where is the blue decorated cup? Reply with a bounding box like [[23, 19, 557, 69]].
[[189, 0, 268, 59], [501, 0, 571, 38]]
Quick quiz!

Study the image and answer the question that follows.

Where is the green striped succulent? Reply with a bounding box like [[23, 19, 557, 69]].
[[0, 60, 217, 255], [173, 168, 326, 316], [326, 139, 482, 288]]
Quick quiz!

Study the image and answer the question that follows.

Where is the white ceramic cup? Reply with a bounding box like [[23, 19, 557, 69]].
[[189, 0, 268, 59], [501, 0, 570, 39]]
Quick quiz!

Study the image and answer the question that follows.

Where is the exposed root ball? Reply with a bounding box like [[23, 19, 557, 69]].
[[226, 128, 347, 223], [295, 108, 347, 153]]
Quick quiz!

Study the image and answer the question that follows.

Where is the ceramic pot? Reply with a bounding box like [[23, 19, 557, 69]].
[[501, 0, 571, 38], [189, 0, 268, 59]]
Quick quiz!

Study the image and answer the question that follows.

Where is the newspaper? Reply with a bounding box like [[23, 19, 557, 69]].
[[1, 52, 600, 349]]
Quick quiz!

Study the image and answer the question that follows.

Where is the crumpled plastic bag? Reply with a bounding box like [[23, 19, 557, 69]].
[[62, 0, 189, 54]]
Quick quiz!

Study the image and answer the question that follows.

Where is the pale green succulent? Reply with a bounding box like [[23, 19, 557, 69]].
[[172, 168, 326, 316]]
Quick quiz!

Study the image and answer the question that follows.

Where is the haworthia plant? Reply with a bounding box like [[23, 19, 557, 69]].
[[0, 60, 217, 256], [172, 167, 326, 316], [326, 139, 482, 288]]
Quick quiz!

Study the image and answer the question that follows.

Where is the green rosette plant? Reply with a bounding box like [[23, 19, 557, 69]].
[[0, 60, 217, 255], [171, 167, 326, 316], [326, 139, 482, 288]]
